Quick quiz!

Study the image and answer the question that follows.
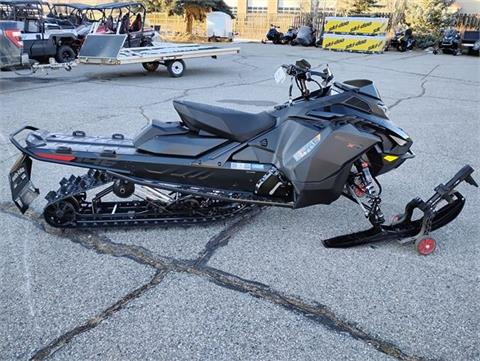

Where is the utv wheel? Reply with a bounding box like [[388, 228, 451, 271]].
[[56, 45, 76, 63], [44, 199, 77, 227], [142, 62, 160, 72], [166, 59, 185, 77], [415, 237, 436, 256]]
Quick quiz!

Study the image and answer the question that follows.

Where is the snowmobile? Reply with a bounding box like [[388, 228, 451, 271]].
[[9, 60, 477, 254], [435, 29, 461, 55], [281, 26, 297, 44], [387, 28, 415, 52]]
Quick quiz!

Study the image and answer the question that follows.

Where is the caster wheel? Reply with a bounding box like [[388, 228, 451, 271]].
[[415, 237, 436, 255]]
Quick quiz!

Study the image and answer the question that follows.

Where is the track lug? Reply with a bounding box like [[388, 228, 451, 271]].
[[59, 177, 68, 186], [45, 191, 57, 202]]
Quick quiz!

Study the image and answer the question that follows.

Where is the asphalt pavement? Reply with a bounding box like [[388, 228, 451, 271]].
[[0, 43, 479, 361]]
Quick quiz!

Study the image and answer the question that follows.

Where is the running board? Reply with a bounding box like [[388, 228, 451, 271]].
[[323, 165, 477, 249]]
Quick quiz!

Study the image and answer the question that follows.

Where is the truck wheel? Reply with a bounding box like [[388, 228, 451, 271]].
[[56, 45, 76, 63], [165, 59, 185, 77], [142, 62, 160, 72]]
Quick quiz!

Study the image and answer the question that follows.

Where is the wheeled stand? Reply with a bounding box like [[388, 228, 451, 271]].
[[323, 165, 477, 255]]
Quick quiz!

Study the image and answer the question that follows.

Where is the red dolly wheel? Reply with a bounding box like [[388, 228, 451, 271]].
[[415, 237, 437, 255]]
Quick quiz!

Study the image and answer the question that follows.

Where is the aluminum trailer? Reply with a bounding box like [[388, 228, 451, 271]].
[[77, 34, 240, 77]]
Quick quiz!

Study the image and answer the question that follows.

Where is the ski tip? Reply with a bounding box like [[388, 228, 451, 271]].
[[463, 164, 478, 187]]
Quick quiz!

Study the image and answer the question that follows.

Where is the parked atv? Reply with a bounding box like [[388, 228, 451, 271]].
[[9, 59, 477, 255], [387, 28, 415, 52], [291, 25, 316, 46], [262, 24, 283, 44]]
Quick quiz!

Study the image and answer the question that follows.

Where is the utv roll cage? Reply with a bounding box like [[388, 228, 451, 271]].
[[94, 2, 147, 33], [47, 3, 103, 28], [91, 2, 154, 47], [0, 0, 50, 21], [0, 1, 14, 19]]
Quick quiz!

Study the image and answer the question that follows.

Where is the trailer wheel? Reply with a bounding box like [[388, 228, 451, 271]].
[[142, 62, 160, 72], [166, 59, 185, 77]]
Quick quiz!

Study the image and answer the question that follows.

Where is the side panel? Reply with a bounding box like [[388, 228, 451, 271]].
[[273, 119, 380, 208]]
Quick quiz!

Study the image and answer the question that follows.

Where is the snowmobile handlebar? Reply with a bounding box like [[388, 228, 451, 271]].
[[282, 63, 332, 81], [281, 62, 334, 99]]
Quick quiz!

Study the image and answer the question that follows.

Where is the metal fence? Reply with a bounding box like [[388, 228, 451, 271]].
[[455, 13, 480, 30], [146, 11, 480, 40]]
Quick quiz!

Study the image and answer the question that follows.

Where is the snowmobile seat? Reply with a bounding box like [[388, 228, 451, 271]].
[[173, 100, 276, 143]]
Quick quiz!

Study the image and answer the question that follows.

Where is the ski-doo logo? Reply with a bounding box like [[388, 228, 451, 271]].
[[324, 38, 345, 48], [346, 39, 367, 49], [293, 134, 321, 162], [351, 22, 372, 32], [330, 21, 350, 31]]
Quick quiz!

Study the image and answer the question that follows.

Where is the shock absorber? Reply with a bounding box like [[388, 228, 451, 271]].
[[356, 161, 385, 226]]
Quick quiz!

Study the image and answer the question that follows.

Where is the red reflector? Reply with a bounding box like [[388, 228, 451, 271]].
[[36, 152, 76, 161]]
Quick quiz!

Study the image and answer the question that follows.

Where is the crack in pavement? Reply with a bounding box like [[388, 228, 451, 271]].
[[0, 203, 431, 361], [388, 79, 427, 109], [30, 269, 168, 361], [194, 207, 263, 267]]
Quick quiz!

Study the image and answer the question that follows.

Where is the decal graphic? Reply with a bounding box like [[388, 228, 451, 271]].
[[293, 134, 321, 162]]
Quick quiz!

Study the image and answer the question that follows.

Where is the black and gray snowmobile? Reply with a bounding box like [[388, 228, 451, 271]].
[[281, 26, 297, 44], [9, 60, 477, 254], [262, 24, 283, 44], [435, 28, 461, 55]]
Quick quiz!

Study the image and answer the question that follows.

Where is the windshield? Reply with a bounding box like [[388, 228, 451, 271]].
[[342, 79, 382, 100]]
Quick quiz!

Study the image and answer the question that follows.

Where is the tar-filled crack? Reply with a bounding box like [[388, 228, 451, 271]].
[[29, 269, 168, 361], [194, 207, 263, 267], [388, 79, 427, 109], [2, 205, 431, 361]]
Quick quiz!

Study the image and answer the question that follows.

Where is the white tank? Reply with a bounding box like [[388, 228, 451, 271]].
[[207, 11, 233, 40]]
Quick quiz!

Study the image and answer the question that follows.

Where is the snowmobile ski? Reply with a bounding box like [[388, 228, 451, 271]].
[[323, 165, 477, 250]]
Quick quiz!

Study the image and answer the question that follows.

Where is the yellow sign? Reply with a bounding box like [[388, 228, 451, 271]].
[[322, 34, 387, 53], [324, 17, 389, 35]]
